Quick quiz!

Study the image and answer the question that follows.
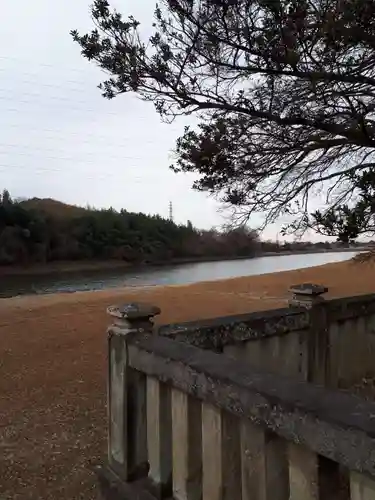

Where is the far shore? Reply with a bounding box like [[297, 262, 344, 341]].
[[0, 246, 368, 278], [0, 258, 373, 315]]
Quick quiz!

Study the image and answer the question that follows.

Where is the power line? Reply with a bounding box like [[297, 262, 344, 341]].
[[0, 67, 191, 120], [0, 105, 173, 132], [0, 66, 190, 129], [0, 155, 178, 178], [0, 90, 103, 106], [0, 133, 178, 154], [0, 147, 177, 172], [0, 70, 118, 92], [0, 149, 150, 164], [0, 55, 104, 75], [0, 162, 167, 183], [2, 116, 182, 133], [0, 58, 188, 184], [0, 73, 102, 92], [1, 126, 177, 148], [0, 143, 156, 162], [0, 98, 187, 131], [0, 98, 121, 116], [2, 118, 182, 134]]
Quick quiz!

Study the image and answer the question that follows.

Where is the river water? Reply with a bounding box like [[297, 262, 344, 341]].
[[0, 251, 358, 298]]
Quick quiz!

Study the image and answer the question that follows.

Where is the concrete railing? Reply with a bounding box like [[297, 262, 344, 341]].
[[98, 299, 375, 500], [159, 284, 375, 389]]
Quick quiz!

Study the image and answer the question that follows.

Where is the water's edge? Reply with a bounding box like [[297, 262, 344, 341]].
[[0, 247, 366, 278], [0, 251, 359, 299]]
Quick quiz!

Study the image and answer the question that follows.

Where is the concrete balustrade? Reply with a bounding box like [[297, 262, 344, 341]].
[[159, 285, 375, 389], [98, 289, 375, 500]]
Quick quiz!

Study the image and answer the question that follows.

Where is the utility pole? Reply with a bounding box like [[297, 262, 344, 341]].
[[169, 201, 173, 222]]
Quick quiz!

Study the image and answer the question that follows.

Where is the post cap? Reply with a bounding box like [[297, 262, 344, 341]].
[[289, 283, 328, 296], [107, 302, 161, 321]]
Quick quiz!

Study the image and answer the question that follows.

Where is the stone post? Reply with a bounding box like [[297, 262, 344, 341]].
[[107, 302, 161, 333], [106, 302, 160, 481], [288, 284, 329, 385], [288, 283, 328, 310]]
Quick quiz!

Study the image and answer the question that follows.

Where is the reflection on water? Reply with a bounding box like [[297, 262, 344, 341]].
[[0, 251, 358, 298]]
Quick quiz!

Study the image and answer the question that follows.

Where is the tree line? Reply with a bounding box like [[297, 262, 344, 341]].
[[0, 189, 354, 267], [0, 189, 261, 266]]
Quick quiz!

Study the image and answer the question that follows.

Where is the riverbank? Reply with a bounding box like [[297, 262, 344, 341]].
[[0, 246, 369, 278], [1, 259, 375, 500]]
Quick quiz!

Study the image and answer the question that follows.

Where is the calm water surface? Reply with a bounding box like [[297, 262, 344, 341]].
[[0, 251, 358, 298]]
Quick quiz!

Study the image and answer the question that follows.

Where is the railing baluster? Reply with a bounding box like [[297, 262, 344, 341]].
[[108, 331, 128, 477], [147, 376, 172, 499], [202, 403, 241, 500], [289, 446, 351, 500], [288, 443, 319, 500], [127, 369, 148, 479], [350, 472, 375, 500], [241, 420, 289, 500], [171, 389, 202, 500]]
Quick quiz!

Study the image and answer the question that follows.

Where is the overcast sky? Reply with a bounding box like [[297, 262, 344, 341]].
[[0, 0, 324, 241]]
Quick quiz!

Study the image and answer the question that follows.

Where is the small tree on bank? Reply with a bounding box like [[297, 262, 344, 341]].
[[72, 0, 375, 242]]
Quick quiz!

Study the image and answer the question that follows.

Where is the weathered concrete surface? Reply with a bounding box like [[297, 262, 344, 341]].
[[224, 329, 308, 381], [328, 314, 375, 388], [288, 443, 318, 500], [201, 403, 241, 500], [240, 420, 289, 500], [108, 303, 161, 322], [107, 302, 160, 483], [127, 333, 375, 478], [95, 466, 159, 500], [350, 471, 375, 500], [146, 377, 172, 499], [158, 307, 310, 351], [159, 290, 375, 390], [157, 290, 375, 352], [126, 369, 148, 481], [107, 333, 128, 475], [289, 283, 328, 309], [327, 293, 375, 322], [171, 390, 202, 500]]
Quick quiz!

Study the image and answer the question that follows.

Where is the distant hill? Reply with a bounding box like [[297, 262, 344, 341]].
[[1, 190, 368, 269], [1, 191, 264, 267], [19, 198, 88, 218]]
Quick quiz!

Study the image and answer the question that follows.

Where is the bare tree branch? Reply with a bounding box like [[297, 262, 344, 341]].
[[71, 0, 375, 239]]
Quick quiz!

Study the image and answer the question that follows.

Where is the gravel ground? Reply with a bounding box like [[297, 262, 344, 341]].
[[0, 307, 107, 499], [1, 259, 375, 499]]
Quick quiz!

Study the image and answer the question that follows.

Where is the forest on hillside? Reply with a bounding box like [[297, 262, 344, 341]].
[[0, 190, 359, 266]]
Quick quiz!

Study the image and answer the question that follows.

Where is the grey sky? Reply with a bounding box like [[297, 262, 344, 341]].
[[0, 0, 323, 241]]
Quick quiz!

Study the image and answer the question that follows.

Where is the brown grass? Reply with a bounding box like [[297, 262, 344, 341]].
[[1, 258, 375, 499]]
